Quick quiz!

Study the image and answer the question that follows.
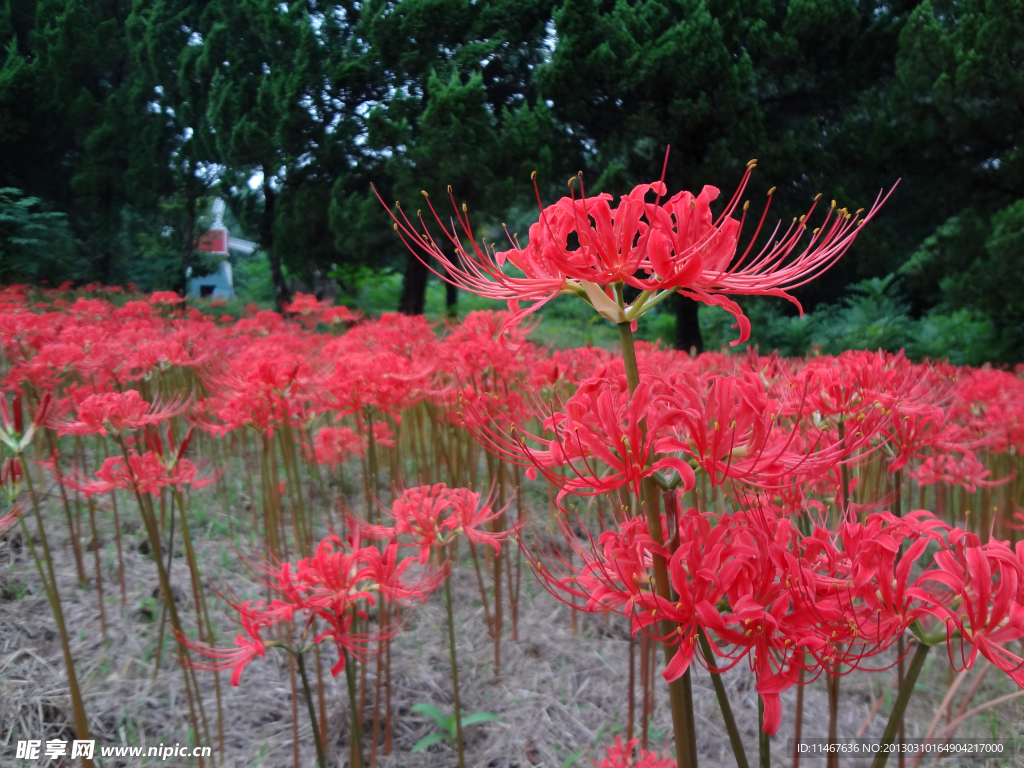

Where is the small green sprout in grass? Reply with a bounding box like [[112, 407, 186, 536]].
[[410, 703, 502, 753]]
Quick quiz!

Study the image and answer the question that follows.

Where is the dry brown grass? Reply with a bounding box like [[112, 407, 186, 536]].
[[2, 485, 1023, 768]]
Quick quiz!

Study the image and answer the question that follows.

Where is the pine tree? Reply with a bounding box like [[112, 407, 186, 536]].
[[361, 0, 559, 315], [126, 0, 222, 292]]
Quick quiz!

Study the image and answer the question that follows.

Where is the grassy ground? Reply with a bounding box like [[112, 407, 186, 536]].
[[2, 453, 1024, 768]]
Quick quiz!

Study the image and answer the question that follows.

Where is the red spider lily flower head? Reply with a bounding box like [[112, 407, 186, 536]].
[[149, 291, 183, 305], [361, 538, 447, 607], [283, 293, 355, 330], [0, 502, 23, 537], [597, 736, 676, 768], [1, 459, 24, 498], [186, 531, 442, 683], [443, 486, 510, 551], [323, 321, 436, 415], [474, 372, 696, 505], [525, 500, 997, 735], [948, 368, 1024, 452], [196, 343, 319, 436], [321, 305, 362, 326], [0, 392, 51, 452], [908, 451, 1007, 493], [312, 426, 364, 467], [178, 600, 273, 686], [380, 163, 896, 345], [913, 536, 1024, 687], [366, 484, 453, 562], [55, 389, 189, 437], [369, 420, 396, 449], [61, 449, 216, 497], [282, 292, 324, 318], [441, 309, 536, 381], [366, 484, 512, 563]]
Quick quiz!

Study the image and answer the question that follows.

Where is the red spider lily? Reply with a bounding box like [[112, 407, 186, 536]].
[[379, 166, 895, 344], [913, 534, 1024, 686], [196, 344, 320, 436], [149, 291, 183, 305], [364, 484, 510, 564], [321, 305, 362, 326], [908, 451, 1007, 493], [597, 736, 676, 768], [1, 458, 24, 497], [471, 372, 696, 505], [283, 293, 363, 331], [282, 292, 324, 318], [362, 538, 447, 606], [0, 502, 23, 536], [54, 389, 189, 437], [523, 499, 1024, 734], [183, 531, 442, 682], [369, 420, 396, 448], [179, 600, 279, 686], [0, 392, 51, 452], [324, 342, 434, 417], [59, 428, 211, 498], [60, 451, 216, 497], [312, 425, 364, 467], [658, 370, 850, 489]]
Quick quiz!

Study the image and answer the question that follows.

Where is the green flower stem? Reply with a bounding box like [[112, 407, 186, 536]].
[[17, 464, 94, 768], [759, 695, 770, 768], [296, 650, 327, 768], [444, 555, 467, 768], [869, 640, 931, 768], [699, 629, 749, 768], [113, 436, 209, 759], [619, 321, 697, 768], [345, 649, 365, 768]]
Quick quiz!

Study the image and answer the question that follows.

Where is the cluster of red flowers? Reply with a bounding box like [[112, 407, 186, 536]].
[[181, 529, 444, 684], [532, 503, 1024, 733], [4, 278, 1024, 747]]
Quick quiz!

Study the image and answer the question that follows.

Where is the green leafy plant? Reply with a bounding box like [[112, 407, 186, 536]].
[[410, 703, 501, 753]]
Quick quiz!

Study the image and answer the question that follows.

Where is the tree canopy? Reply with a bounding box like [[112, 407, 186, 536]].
[[2, 0, 1023, 359]]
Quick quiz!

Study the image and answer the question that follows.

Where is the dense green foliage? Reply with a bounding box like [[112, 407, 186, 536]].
[[1, 0, 1022, 360]]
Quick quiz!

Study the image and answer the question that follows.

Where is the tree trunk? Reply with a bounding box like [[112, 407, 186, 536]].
[[261, 169, 290, 309], [671, 292, 703, 354], [178, 194, 196, 295], [399, 252, 428, 315], [445, 272, 458, 318]]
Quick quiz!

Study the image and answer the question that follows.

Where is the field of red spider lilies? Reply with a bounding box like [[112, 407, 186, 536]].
[[3, 168, 1024, 768]]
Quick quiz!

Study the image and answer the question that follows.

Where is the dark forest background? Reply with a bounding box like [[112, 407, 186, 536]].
[[2, 0, 1023, 362]]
